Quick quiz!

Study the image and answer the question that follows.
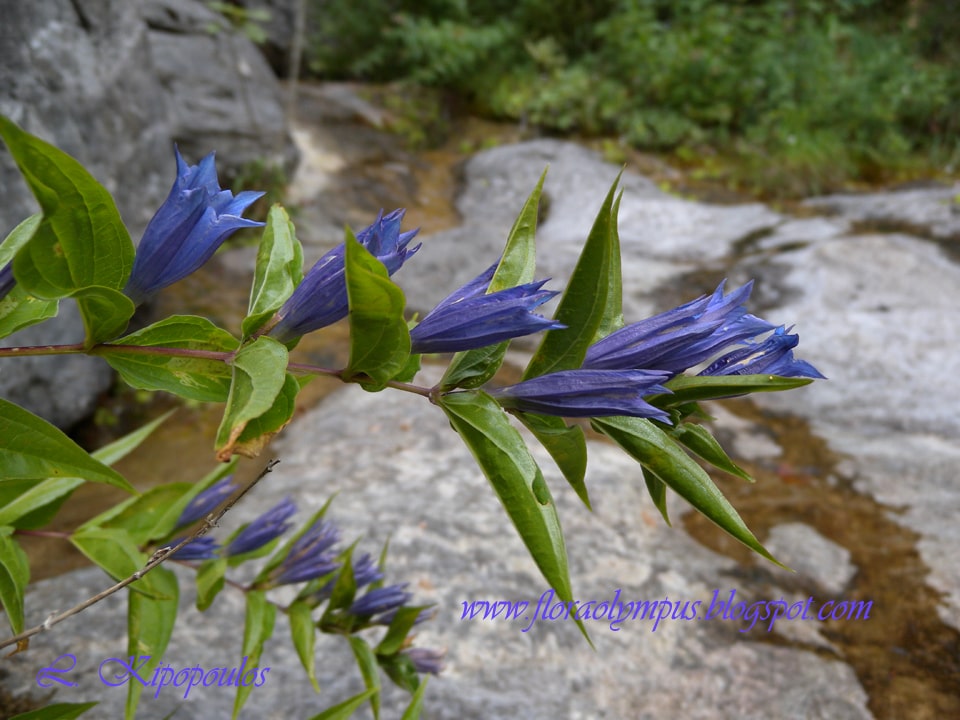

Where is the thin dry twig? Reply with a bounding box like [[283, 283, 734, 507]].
[[1, 459, 281, 655]]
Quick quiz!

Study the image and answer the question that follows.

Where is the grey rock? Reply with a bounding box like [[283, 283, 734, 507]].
[[765, 523, 857, 596]]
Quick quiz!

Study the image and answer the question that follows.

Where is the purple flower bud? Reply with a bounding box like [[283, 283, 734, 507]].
[[124, 147, 264, 304], [490, 369, 673, 421], [273, 520, 342, 585], [268, 209, 420, 341], [700, 326, 825, 379], [176, 475, 241, 528], [169, 536, 220, 561], [224, 497, 297, 557], [349, 583, 412, 618], [403, 647, 446, 675], [0, 262, 14, 301], [309, 552, 384, 602], [409, 263, 564, 354]]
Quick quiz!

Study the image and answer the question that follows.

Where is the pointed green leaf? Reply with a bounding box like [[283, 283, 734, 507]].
[[439, 390, 588, 642], [651, 374, 814, 407], [229, 372, 299, 460], [125, 566, 178, 719], [242, 205, 304, 338], [673, 422, 752, 482], [0, 116, 134, 297], [401, 677, 428, 720], [348, 636, 381, 720], [289, 600, 320, 693], [71, 286, 135, 347], [515, 412, 590, 509], [377, 652, 419, 694], [592, 416, 781, 566], [69, 527, 171, 599], [375, 605, 430, 656], [0, 398, 133, 492], [79, 483, 194, 545], [441, 170, 545, 390], [307, 689, 375, 720], [102, 315, 239, 403], [0, 526, 29, 637], [196, 557, 228, 612], [233, 591, 276, 719], [524, 171, 623, 379], [0, 214, 58, 340], [598, 190, 625, 337], [343, 229, 410, 387], [215, 336, 288, 461], [642, 467, 670, 525], [9, 702, 99, 720]]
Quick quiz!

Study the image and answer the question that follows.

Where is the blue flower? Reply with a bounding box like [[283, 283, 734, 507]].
[[409, 263, 564, 354], [584, 281, 773, 375], [123, 147, 264, 304], [272, 519, 342, 585], [176, 475, 241, 529], [267, 209, 420, 342], [700, 326, 826, 378], [0, 262, 14, 301], [349, 583, 412, 618], [224, 497, 297, 557], [169, 536, 221, 561], [402, 647, 445, 675], [489, 369, 673, 421], [310, 552, 384, 602]]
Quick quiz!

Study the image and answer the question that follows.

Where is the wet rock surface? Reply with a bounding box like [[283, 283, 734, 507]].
[[5, 110, 960, 717]]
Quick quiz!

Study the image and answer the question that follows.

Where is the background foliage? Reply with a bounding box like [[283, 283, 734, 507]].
[[305, 0, 960, 196]]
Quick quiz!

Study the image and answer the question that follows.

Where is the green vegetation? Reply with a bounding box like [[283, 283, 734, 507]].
[[306, 0, 960, 196]]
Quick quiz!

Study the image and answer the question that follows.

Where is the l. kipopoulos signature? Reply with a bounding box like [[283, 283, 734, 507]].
[[98, 655, 270, 699]]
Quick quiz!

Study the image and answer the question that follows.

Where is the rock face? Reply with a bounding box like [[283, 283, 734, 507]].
[[0, 0, 295, 427]]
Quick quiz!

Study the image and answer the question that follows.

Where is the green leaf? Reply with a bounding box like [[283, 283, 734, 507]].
[[0, 526, 29, 638], [515, 412, 590, 510], [9, 703, 99, 720], [592, 416, 781, 566], [306, 690, 376, 720], [71, 286, 135, 347], [524, 171, 623, 379], [102, 315, 239, 403], [242, 205, 304, 338], [439, 390, 588, 643], [348, 636, 381, 720], [229, 372, 299, 460], [375, 605, 428, 656], [673, 422, 753, 482], [0, 411, 173, 530], [377, 652, 419, 693], [233, 591, 276, 720], [195, 557, 227, 611], [125, 567, 178, 719], [343, 229, 410, 387], [651, 374, 814, 407], [440, 169, 545, 390], [79, 483, 193, 545], [401, 677, 428, 720], [0, 398, 133, 492], [215, 336, 288, 461], [289, 600, 320, 692], [642, 467, 670, 526], [69, 527, 171, 599], [0, 116, 134, 297], [0, 214, 58, 340]]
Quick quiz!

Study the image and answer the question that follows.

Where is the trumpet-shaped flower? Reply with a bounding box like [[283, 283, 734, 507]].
[[272, 519, 342, 585], [490, 369, 673, 421], [700, 326, 825, 378], [224, 497, 296, 557], [584, 281, 773, 375], [409, 263, 564, 354], [175, 475, 241, 529], [268, 209, 420, 341], [124, 148, 264, 304], [169, 536, 220, 561], [402, 647, 446, 675], [349, 583, 412, 618]]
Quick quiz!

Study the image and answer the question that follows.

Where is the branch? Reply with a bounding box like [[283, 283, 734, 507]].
[[1, 459, 281, 654]]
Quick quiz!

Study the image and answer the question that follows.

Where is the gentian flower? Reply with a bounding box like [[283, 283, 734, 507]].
[[124, 147, 264, 304], [409, 263, 565, 354], [169, 536, 220, 561], [267, 209, 420, 342], [224, 497, 296, 557], [349, 583, 412, 618], [0, 263, 14, 301], [402, 647, 446, 676], [700, 326, 825, 378], [272, 519, 342, 585], [176, 475, 241, 529], [309, 552, 384, 603], [489, 369, 673, 421], [584, 281, 773, 375]]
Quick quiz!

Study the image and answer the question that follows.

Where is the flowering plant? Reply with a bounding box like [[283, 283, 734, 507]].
[[0, 118, 820, 718]]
